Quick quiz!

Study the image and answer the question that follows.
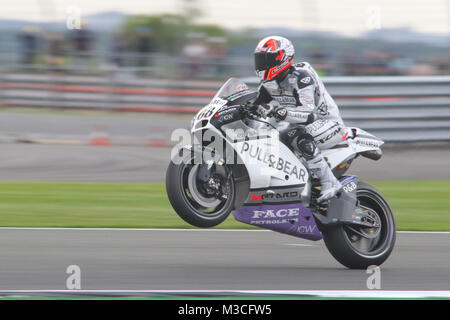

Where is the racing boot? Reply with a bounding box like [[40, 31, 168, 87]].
[[307, 154, 342, 203]]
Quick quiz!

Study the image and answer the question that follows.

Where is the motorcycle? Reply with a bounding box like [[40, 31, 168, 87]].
[[166, 78, 396, 269]]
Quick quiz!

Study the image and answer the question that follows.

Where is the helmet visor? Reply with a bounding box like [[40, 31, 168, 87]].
[[254, 51, 280, 72]]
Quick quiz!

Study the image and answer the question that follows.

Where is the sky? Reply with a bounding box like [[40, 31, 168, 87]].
[[1, 0, 449, 36]]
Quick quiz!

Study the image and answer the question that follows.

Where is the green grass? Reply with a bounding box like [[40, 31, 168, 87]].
[[370, 180, 450, 231], [0, 180, 448, 230]]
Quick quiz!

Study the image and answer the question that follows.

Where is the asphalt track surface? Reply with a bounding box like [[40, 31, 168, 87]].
[[0, 111, 191, 143], [0, 229, 449, 292]]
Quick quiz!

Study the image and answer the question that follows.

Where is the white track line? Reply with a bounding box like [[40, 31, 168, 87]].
[[0, 227, 449, 234], [284, 243, 316, 247], [0, 227, 269, 232], [395, 231, 450, 235], [0, 290, 449, 298]]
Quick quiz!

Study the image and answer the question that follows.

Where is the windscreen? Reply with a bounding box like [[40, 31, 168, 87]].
[[214, 78, 250, 99]]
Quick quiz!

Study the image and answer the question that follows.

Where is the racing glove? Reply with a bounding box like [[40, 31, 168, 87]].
[[255, 103, 275, 118], [272, 107, 287, 121], [255, 100, 284, 119]]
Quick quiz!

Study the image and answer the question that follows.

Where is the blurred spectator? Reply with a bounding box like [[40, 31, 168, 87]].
[[18, 26, 41, 65], [206, 37, 228, 78], [429, 57, 450, 75], [388, 57, 414, 74], [337, 50, 401, 75], [68, 21, 95, 65], [408, 62, 437, 75], [45, 32, 67, 68], [306, 47, 330, 75], [362, 50, 400, 75], [181, 33, 208, 78], [133, 26, 155, 68], [110, 32, 127, 67]]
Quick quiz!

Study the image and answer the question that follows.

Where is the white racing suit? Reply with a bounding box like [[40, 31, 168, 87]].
[[258, 62, 346, 202]]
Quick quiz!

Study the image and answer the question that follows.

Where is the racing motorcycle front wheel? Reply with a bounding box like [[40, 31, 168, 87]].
[[322, 181, 396, 269], [165, 151, 236, 228]]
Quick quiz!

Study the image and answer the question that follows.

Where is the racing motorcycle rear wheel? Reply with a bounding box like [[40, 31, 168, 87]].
[[166, 151, 235, 228], [322, 181, 396, 269]]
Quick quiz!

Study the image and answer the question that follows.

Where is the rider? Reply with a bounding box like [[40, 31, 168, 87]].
[[253, 36, 345, 203]]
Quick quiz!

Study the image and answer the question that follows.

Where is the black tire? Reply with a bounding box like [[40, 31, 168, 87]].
[[322, 181, 396, 269], [165, 158, 235, 228]]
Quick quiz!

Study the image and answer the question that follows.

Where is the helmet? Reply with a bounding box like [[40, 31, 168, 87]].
[[254, 36, 294, 82]]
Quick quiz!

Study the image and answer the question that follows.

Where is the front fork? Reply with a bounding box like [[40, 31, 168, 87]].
[[196, 160, 231, 200]]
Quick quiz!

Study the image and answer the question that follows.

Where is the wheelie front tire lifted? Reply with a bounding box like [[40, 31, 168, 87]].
[[166, 155, 235, 228]]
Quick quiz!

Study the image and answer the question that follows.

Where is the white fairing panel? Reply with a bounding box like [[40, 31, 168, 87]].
[[192, 97, 227, 130], [322, 127, 384, 169], [233, 136, 309, 189], [349, 128, 384, 151], [321, 147, 356, 169]]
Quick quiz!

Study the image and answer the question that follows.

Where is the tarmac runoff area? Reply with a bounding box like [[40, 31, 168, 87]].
[[0, 143, 449, 181]]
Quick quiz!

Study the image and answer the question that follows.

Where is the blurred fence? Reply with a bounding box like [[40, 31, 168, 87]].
[[0, 69, 449, 142]]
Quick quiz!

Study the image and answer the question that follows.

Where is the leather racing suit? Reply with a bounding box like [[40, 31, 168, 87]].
[[256, 62, 346, 202]]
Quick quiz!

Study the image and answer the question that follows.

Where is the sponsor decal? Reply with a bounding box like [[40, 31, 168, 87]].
[[196, 98, 226, 120], [236, 84, 248, 92], [317, 102, 329, 116], [248, 191, 300, 203], [251, 219, 297, 225], [318, 126, 341, 145], [306, 119, 327, 132], [248, 208, 317, 233], [249, 191, 300, 202], [355, 138, 381, 148], [267, 59, 292, 79], [300, 76, 311, 84], [342, 132, 349, 141], [287, 129, 297, 137], [197, 106, 215, 120], [251, 194, 262, 201], [343, 181, 357, 193], [252, 207, 300, 218], [262, 191, 298, 200], [218, 106, 238, 114], [217, 113, 234, 123], [336, 162, 349, 170], [299, 94, 314, 105], [290, 112, 309, 122], [240, 142, 307, 182], [250, 208, 300, 224], [276, 108, 287, 118], [295, 225, 317, 234], [228, 90, 251, 101], [272, 95, 297, 105], [232, 203, 322, 240], [272, 59, 290, 72]]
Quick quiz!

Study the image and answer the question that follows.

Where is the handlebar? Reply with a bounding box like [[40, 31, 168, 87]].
[[239, 103, 278, 130]]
